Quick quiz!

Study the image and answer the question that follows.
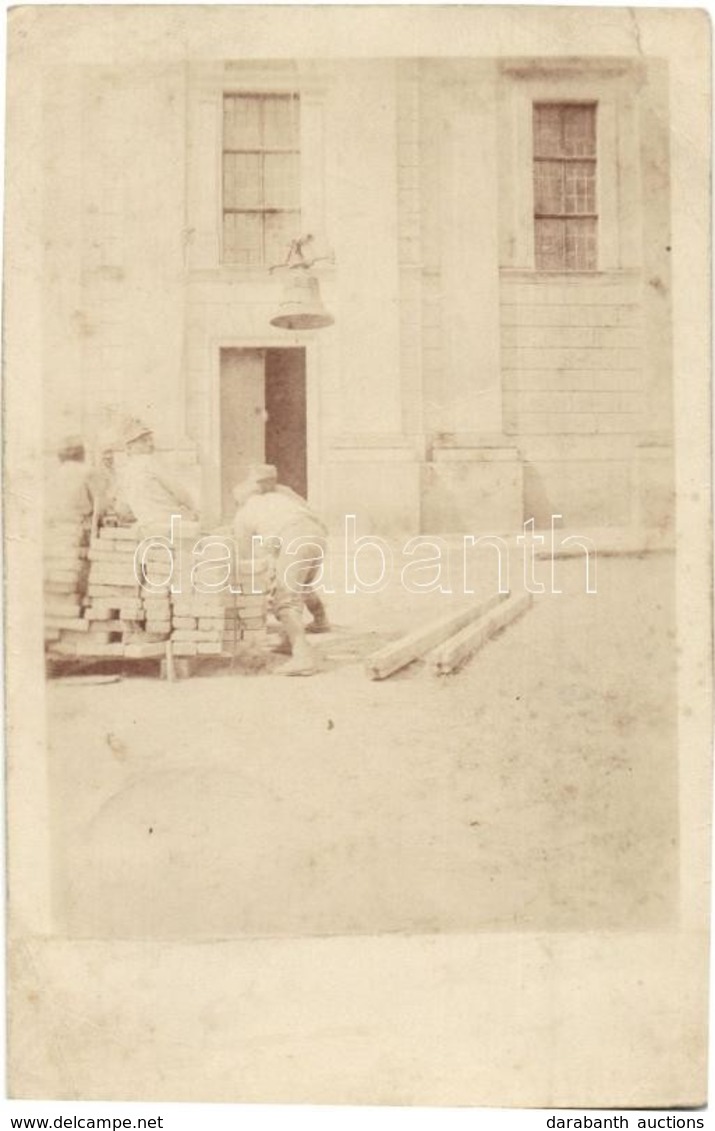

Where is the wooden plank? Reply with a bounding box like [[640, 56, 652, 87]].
[[501, 347, 641, 371], [503, 390, 644, 415], [501, 325, 641, 349], [365, 593, 507, 681], [123, 642, 168, 659], [502, 368, 645, 392], [499, 280, 641, 307], [427, 592, 533, 676], [500, 303, 642, 328], [72, 641, 125, 657]]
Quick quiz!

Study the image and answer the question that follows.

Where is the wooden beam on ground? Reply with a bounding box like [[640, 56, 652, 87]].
[[364, 592, 507, 681], [427, 591, 533, 676]]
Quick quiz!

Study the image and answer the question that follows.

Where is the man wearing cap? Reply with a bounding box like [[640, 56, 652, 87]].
[[116, 419, 199, 528], [233, 463, 329, 676], [46, 436, 95, 525]]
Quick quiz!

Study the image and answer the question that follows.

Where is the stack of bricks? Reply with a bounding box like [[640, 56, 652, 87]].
[[170, 591, 240, 657], [169, 557, 269, 658], [82, 525, 169, 659], [44, 521, 91, 653], [234, 557, 270, 648], [46, 524, 272, 666]]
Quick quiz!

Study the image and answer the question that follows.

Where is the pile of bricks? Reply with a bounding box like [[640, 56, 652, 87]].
[[234, 557, 271, 647], [46, 524, 272, 667], [169, 557, 269, 658], [44, 521, 90, 652], [82, 525, 169, 659]]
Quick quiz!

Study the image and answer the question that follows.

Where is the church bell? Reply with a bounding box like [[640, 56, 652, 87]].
[[269, 269, 334, 331]]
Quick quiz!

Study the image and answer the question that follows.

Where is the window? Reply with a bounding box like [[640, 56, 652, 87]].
[[533, 103, 597, 271], [222, 93, 300, 266]]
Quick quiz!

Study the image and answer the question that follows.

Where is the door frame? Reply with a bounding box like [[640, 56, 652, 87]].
[[205, 337, 321, 526]]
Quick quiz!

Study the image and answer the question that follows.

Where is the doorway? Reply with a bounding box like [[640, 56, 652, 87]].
[[219, 347, 307, 519]]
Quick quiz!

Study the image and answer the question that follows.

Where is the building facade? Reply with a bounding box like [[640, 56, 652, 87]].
[[42, 56, 673, 535]]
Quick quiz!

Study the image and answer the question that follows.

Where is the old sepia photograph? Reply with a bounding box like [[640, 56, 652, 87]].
[[4, 4, 712, 1110]]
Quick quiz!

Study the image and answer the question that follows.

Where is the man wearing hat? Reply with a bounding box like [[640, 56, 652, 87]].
[[116, 419, 199, 528], [46, 435, 95, 525], [233, 463, 330, 676]]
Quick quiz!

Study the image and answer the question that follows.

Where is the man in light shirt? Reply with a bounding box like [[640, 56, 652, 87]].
[[117, 420, 199, 529], [46, 435, 95, 525], [233, 463, 329, 676]]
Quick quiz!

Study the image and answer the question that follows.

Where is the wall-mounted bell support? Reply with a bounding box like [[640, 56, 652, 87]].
[[269, 234, 335, 331]]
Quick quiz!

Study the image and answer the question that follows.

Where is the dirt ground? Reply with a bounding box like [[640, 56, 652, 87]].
[[46, 553, 678, 940]]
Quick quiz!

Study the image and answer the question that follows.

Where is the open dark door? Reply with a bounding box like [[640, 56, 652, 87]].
[[264, 348, 307, 498], [220, 346, 307, 520]]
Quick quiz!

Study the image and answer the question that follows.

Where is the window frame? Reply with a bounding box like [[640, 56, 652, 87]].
[[496, 62, 645, 275], [221, 90, 302, 268], [532, 100, 599, 273]]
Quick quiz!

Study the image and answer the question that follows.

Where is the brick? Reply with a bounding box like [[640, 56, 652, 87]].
[[120, 607, 146, 621], [88, 584, 142, 599], [88, 548, 136, 563], [98, 526, 141, 541], [46, 568, 84, 584], [198, 617, 228, 631], [48, 641, 78, 656], [123, 642, 168, 659], [45, 600, 82, 617], [142, 598, 171, 612], [45, 617, 88, 632], [45, 582, 79, 595], [91, 620, 140, 634], [44, 556, 85, 570], [197, 643, 223, 655], [85, 597, 144, 614], [73, 641, 125, 657], [83, 607, 117, 621], [238, 616, 265, 630], [89, 565, 142, 586], [171, 629, 222, 643], [172, 600, 233, 616], [55, 629, 108, 645], [171, 642, 197, 656], [172, 617, 197, 630]]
